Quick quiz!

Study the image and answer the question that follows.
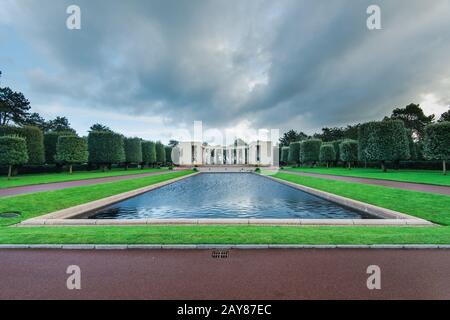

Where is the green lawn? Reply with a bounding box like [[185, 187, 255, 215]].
[[273, 172, 450, 226], [0, 170, 448, 245], [0, 167, 168, 189], [0, 170, 194, 227], [0, 225, 448, 245], [284, 167, 450, 186]]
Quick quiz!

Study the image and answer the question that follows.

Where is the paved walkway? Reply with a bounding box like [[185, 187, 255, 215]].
[[283, 171, 450, 196], [0, 171, 173, 197], [0, 248, 448, 299]]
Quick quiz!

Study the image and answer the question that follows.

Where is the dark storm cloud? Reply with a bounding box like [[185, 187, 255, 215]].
[[5, 0, 450, 132]]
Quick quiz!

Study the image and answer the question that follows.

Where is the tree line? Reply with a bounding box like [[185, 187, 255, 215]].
[[0, 71, 173, 179], [281, 117, 450, 175]]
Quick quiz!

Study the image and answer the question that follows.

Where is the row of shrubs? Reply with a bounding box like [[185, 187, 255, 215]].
[[0, 126, 172, 179], [281, 120, 450, 174]]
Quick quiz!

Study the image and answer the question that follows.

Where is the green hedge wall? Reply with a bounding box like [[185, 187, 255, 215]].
[[281, 146, 290, 164], [0, 135, 28, 167], [124, 137, 143, 164], [44, 131, 76, 164], [0, 125, 45, 164], [88, 131, 125, 166], [55, 136, 88, 165], [358, 120, 410, 166], [155, 142, 166, 164], [300, 139, 322, 164], [423, 122, 450, 174], [340, 139, 358, 164], [165, 146, 172, 163], [142, 141, 157, 165], [288, 141, 301, 164], [319, 144, 336, 164]]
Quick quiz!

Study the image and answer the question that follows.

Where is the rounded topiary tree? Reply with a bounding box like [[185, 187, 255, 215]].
[[123, 137, 142, 170], [423, 122, 450, 175], [319, 144, 336, 168], [0, 136, 28, 179], [155, 142, 166, 165], [358, 120, 410, 172], [300, 139, 322, 166], [281, 146, 290, 165], [330, 140, 343, 165], [340, 139, 358, 169], [142, 141, 157, 168], [288, 141, 301, 166], [88, 131, 125, 171], [44, 131, 76, 165], [55, 136, 88, 174], [0, 125, 45, 165]]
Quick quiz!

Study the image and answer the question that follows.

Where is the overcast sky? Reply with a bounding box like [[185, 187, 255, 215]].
[[1, 0, 449, 143]]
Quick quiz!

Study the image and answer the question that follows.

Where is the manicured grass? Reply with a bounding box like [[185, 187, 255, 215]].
[[273, 172, 450, 226], [0, 170, 194, 227], [0, 167, 168, 189], [0, 225, 449, 245], [284, 167, 450, 186], [0, 169, 448, 245]]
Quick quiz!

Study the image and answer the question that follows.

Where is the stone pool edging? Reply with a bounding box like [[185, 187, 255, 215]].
[[18, 172, 433, 227], [263, 174, 432, 225], [0, 244, 449, 250], [18, 172, 200, 226]]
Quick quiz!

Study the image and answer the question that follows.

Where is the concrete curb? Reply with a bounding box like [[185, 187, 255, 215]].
[[0, 244, 448, 250], [263, 175, 433, 224], [18, 172, 199, 224]]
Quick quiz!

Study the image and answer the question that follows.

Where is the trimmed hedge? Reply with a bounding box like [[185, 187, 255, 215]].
[[124, 137, 143, 165], [300, 139, 322, 165], [142, 141, 157, 166], [88, 131, 125, 168], [319, 144, 336, 167], [165, 146, 172, 164], [340, 139, 358, 169], [0, 125, 45, 164], [330, 140, 343, 162], [358, 120, 410, 171], [44, 131, 76, 165], [0, 135, 28, 178], [288, 141, 301, 165], [281, 146, 290, 164], [423, 122, 450, 175], [55, 136, 88, 174], [155, 142, 166, 164]]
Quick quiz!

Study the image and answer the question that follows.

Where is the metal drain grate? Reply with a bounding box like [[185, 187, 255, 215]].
[[0, 212, 21, 218], [212, 250, 229, 259]]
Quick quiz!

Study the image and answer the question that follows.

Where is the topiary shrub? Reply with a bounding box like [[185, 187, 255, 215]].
[[288, 142, 301, 166], [0, 135, 28, 179], [358, 120, 410, 172], [0, 125, 45, 165], [339, 139, 358, 169], [319, 144, 336, 168], [423, 122, 450, 175], [300, 139, 322, 166], [44, 131, 76, 165], [142, 141, 157, 168], [55, 136, 88, 174], [155, 141, 166, 165], [88, 131, 125, 171], [281, 146, 290, 165], [330, 140, 343, 164], [165, 146, 172, 165], [123, 137, 142, 169]]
